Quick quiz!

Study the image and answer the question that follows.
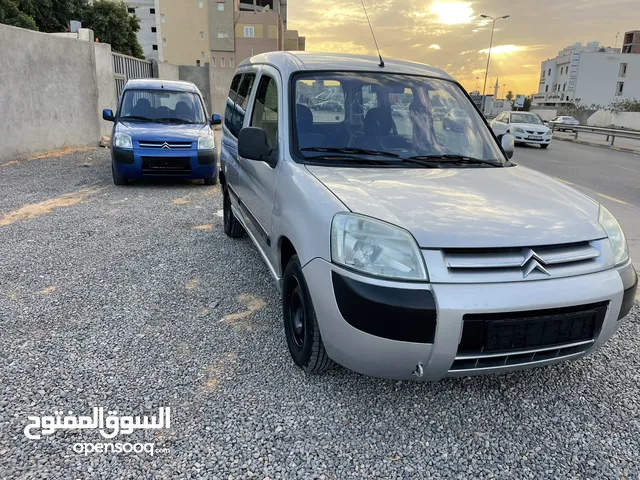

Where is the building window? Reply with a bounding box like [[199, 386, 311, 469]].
[[542, 70, 545, 78], [616, 82, 624, 96], [548, 68, 551, 76], [200, 31, 204, 40], [152, 44, 158, 50], [150, 8, 155, 14], [201, 51, 205, 60], [162, 38, 167, 47], [217, 3, 225, 10], [127, 7, 135, 13], [217, 32, 228, 38], [212, 57, 215, 66], [563, 83, 566, 91], [221, 57, 225, 67], [244, 26, 255, 37], [151, 27, 157, 33], [620, 63, 628, 77], [198, 0, 203, 7], [230, 57, 234, 67], [545, 85, 549, 92], [161, 14, 165, 23], [197, 60, 201, 66]]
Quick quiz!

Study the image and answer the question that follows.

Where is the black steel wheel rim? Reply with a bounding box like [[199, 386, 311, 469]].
[[288, 279, 305, 350]]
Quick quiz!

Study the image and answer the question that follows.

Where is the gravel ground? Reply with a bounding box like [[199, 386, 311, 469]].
[[1, 148, 639, 479]]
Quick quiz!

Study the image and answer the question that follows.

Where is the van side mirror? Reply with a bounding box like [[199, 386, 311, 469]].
[[498, 133, 515, 159], [239, 127, 274, 164], [211, 113, 221, 125], [103, 109, 115, 122]]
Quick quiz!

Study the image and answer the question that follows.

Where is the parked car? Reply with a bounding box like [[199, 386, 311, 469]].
[[490, 111, 552, 148], [311, 100, 344, 112], [219, 52, 636, 381], [442, 108, 472, 132], [549, 115, 581, 131], [103, 79, 221, 185]]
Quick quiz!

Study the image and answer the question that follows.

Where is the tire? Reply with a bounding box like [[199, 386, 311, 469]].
[[222, 186, 244, 238], [112, 164, 128, 185], [282, 255, 334, 374], [204, 176, 217, 186], [540, 144, 549, 149]]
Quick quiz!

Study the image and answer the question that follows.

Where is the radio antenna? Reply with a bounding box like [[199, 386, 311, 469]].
[[360, 0, 384, 67]]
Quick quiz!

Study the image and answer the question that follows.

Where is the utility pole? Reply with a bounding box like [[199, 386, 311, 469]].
[[480, 14, 510, 114]]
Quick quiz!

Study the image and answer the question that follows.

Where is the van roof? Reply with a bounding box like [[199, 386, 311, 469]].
[[123, 79, 199, 93], [237, 51, 453, 80]]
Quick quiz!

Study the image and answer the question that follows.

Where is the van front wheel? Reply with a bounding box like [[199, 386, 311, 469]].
[[283, 255, 334, 374]]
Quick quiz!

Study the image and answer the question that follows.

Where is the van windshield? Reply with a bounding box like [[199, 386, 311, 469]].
[[119, 89, 206, 124], [292, 72, 506, 165]]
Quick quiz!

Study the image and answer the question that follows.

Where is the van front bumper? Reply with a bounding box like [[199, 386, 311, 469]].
[[112, 147, 216, 180], [302, 258, 636, 381]]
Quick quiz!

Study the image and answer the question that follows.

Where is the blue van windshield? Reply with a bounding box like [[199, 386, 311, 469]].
[[119, 89, 206, 124]]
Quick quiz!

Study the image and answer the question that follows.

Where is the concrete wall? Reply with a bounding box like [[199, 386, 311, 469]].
[[0, 24, 101, 161], [94, 43, 118, 137], [153, 61, 180, 80], [587, 110, 640, 130], [211, 66, 234, 118], [179, 64, 212, 114], [530, 108, 559, 121]]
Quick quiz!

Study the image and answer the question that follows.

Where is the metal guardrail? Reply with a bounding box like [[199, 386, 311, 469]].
[[550, 123, 640, 146]]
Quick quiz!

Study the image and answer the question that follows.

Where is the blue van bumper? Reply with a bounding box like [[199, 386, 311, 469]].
[[112, 146, 216, 180]]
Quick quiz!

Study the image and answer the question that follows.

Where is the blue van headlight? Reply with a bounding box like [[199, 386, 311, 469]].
[[198, 135, 214, 150], [114, 132, 133, 149]]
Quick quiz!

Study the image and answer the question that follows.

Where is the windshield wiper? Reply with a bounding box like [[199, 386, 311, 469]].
[[300, 147, 400, 158], [404, 155, 502, 167], [155, 117, 197, 124], [120, 115, 154, 122]]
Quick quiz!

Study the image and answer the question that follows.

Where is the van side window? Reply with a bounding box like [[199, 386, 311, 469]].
[[225, 73, 255, 138], [251, 76, 278, 148]]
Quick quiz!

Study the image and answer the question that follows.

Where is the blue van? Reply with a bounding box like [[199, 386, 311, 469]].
[[103, 79, 221, 185]]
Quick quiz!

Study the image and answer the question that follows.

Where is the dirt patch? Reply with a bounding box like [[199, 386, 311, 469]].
[[172, 197, 191, 205], [222, 294, 266, 333], [191, 224, 214, 231], [0, 187, 104, 227], [37, 286, 57, 295], [1, 147, 97, 167], [200, 353, 237, 393], [185, 278, 199, 291]]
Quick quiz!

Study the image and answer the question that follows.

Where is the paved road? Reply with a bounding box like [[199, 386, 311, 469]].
[[514, 140, 640, 281], [1, 148, 639, 478]]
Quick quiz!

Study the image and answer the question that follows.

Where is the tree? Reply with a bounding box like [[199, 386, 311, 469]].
[[17, 0, 86, 32], [0, 0, 37, 29], [80, 0, 144, 58], [505, 90, 514, 102]]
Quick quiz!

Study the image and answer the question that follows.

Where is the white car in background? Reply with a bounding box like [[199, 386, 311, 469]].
[[490, 111, 552, 149], [549, 115, 580, 132]]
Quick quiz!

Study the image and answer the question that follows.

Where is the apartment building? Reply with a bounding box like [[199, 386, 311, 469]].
[[532, 34, 640, 108], [124, 0, 161, 60]]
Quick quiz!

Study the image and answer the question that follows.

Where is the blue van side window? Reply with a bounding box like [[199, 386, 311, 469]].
[[225, 73, 255, 138]]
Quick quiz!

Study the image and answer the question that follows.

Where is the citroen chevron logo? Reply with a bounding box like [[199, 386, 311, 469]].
[[521, 248, 550, 278], [161, 142, 171, 149]]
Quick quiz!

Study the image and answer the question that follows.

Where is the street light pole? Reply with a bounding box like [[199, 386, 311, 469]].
[[480, 14, 509, 113]]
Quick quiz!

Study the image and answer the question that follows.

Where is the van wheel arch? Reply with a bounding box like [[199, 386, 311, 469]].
[[280, 237, 297, 277]]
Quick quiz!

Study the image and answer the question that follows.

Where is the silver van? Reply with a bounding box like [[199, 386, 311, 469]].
[[219, 52, 636, 380]]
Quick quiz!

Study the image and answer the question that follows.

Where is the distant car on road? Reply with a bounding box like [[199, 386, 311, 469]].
[[311, 100, 344, 112], [102, 79, 221, 185], [549, 116, 580, 132], [442, 108, 472, 132], [490, 111, 552, 148]]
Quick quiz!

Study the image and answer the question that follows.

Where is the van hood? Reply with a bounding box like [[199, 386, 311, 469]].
[[307, 165, 605, 248], [118, 121, 209, 142]]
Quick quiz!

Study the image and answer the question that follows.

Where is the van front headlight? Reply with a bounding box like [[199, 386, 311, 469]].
[[331, 213, 428, 281], [598, 205, 629, 266], [198, 135, 214, 150], [114, 132, 132, 149]]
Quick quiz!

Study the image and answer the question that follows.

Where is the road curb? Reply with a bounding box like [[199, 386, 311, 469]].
[[554, 136, 640, 156]]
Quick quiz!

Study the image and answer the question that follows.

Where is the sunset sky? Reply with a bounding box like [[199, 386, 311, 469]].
[[288, 0, 638, 97]]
